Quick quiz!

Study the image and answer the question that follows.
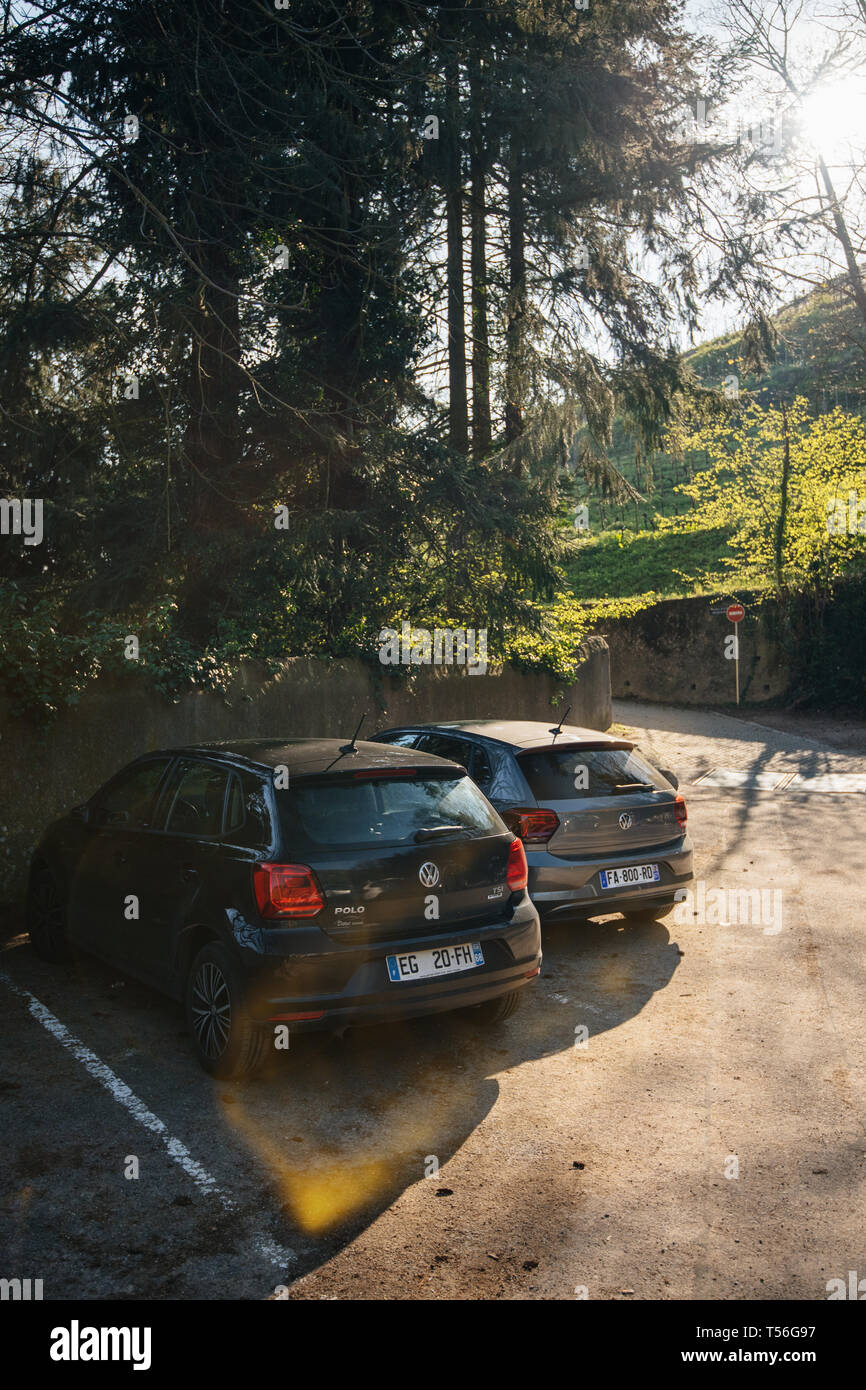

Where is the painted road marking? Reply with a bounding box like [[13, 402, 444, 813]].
[[0, 970, 295, 1274]]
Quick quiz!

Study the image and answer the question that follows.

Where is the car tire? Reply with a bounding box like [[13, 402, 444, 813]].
[[474, 988, 523, 1024], [623, 897, 677, 922], [26, 864, 72, 962], [186, 941, 266, 1080]]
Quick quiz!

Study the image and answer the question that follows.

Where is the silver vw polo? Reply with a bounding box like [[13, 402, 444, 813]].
[[371, 720, 693, 921]]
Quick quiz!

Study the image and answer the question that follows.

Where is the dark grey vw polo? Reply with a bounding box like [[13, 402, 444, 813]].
[[371, 721, 693, 921]]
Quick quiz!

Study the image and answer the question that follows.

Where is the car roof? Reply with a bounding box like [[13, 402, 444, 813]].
[[143, 738, 464, 779], [376, 720, 628, 752]]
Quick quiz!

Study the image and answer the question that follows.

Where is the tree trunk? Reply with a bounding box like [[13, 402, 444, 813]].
[[178, 240, 244, 637], [774, 403, 791, 589], [469, 60, 491, 458], [504, 151, 526, 446], [183, 247, 242, 535], [444, 61, 469, 455], [817, 154, 866, 330]]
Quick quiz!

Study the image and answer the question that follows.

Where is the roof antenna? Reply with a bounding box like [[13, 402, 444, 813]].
[[549, 704, 571, 741], [339, 712, 366, 754]]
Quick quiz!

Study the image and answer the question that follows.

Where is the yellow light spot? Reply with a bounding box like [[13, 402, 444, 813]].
[[282, 1161, 391, 1234]]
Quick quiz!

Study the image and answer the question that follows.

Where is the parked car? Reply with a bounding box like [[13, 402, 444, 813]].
[[25, 738, 541, 1077], [370, 721, 693, 921]]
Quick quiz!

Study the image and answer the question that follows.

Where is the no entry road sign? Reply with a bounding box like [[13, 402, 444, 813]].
[[726, 603, 745, 623]]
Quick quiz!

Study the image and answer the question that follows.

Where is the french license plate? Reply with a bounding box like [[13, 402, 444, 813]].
[[387, 942, 484, 982], [599, 863, 660, 890]]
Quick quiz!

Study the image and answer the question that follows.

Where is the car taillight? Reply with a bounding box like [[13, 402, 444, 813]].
[[253, 863, 324, 919], [503, 807, 560, 845], [674, 794, 687, 828], [506, 838, 529, 892]]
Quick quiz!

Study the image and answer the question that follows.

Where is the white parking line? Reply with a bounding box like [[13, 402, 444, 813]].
[[0, 970, 295, 1276]]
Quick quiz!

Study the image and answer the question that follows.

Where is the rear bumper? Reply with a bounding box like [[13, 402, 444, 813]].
[[527, 836, 693, 918], [238, 902, 542, 1029]]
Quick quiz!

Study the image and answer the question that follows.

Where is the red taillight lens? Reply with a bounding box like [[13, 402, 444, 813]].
[[674, 794, 687, 828], [253, 863, 324, 919], [503, 807, 560, 844], [506, 837, 529, 892]]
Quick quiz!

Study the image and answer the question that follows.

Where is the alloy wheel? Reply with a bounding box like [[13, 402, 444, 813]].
[[190, 961, 232, 1061]]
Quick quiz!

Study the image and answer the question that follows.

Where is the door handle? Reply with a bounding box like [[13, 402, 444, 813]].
[[181, 864, 199, 883]]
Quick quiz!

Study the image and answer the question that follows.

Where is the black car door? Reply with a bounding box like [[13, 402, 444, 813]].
[[67, 757, 174, 963], [129, 758, 232, 989]]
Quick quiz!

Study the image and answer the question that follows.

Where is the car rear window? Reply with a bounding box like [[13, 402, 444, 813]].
[[517, 745, 669, 800], [277, 774, 504, 850]]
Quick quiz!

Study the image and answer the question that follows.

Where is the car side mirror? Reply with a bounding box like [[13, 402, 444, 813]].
[[659, 768, 679, 790], [70, 804, 90, 824]]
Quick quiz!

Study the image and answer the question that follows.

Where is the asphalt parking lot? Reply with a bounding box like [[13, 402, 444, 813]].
[[2, 701, 865, 1300]]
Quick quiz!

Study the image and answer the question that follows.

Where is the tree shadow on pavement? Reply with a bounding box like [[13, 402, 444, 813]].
[[1, 910, 680, 1296], [216, 910, 682, 1288]]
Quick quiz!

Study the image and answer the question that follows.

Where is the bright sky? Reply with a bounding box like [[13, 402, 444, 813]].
[[680, 0, 866, 347]]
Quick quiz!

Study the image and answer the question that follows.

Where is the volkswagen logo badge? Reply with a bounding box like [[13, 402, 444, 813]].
[[618, 812, 633, 830], [419, 862, 440, 888]]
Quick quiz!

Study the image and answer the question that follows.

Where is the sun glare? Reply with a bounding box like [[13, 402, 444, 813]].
[[799, 76, 866, 164]]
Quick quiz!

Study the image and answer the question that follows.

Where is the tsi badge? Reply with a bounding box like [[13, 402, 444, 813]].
[[419, 862, 440, 888]]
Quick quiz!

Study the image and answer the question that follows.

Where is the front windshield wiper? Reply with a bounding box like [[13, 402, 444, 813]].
[[414, 824, 463, 841]]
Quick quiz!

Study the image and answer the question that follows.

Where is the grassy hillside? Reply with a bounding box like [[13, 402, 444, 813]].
[[565, 527, 748, 601], [565, 278, 866, 600], [687, 284, 866, 411]]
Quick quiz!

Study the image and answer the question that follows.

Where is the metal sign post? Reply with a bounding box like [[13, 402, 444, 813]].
[[726, 603, 745, 704]]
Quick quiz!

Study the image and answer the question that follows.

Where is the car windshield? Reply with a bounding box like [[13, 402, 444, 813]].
[[517, 745, 669, 800], [277, 774, 504, 849]]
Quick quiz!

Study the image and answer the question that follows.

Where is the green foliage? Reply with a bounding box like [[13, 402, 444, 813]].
[[0, 1, 779, 715], [0, 587, 268, 719], [574, 280, 866, 537], [503, 590, 655, 682], [663, 397, 866, 596], [563, 526, 744, 600]]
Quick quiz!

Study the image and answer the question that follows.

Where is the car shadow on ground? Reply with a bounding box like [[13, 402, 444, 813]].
[[1, 909, 681, 1296]]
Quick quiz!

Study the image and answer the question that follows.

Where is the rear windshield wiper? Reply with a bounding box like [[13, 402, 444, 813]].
[[610, 782, 655, 794], [414, 824, 463, 841]]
